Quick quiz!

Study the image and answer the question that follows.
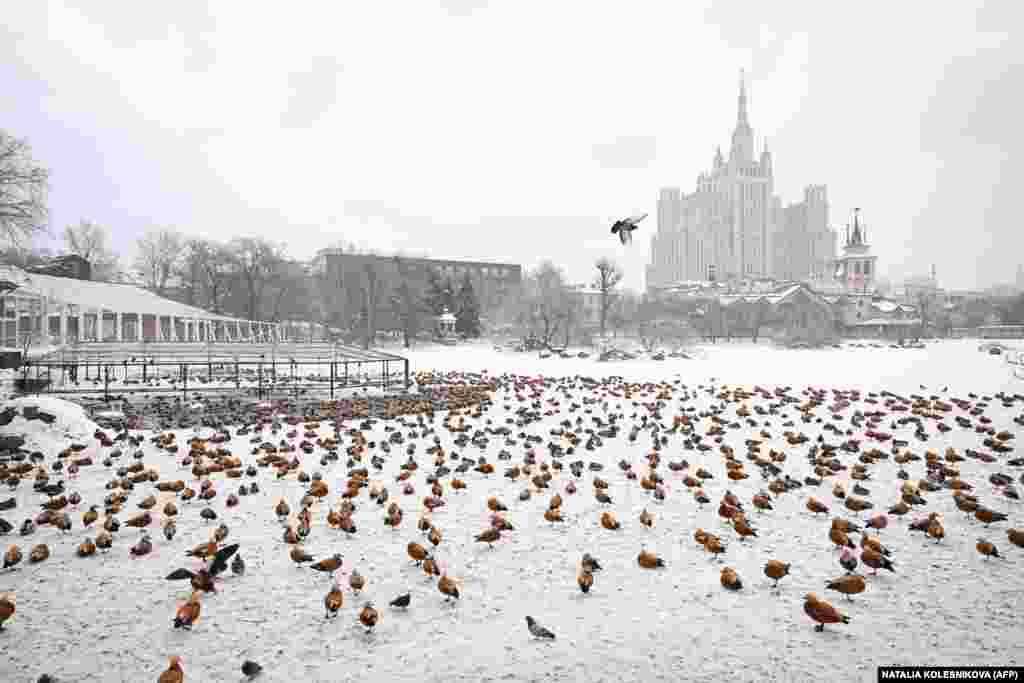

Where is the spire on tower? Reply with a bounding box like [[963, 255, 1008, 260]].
[[737, 68, 749, 127], [730, 68, 754, 162], [849, 208, 863, 246]]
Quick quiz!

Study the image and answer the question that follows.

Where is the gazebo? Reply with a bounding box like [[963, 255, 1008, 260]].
[[435, 308, 457, 343]]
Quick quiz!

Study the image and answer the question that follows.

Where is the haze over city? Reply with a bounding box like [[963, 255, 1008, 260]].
[[1, 0, 1020, 291]]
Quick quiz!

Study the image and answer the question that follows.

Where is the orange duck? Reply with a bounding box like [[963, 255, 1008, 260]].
[[804, 592, 850, 632]]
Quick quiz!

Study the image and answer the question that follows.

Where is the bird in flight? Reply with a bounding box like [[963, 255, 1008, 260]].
[[611, 213, 647, 245]]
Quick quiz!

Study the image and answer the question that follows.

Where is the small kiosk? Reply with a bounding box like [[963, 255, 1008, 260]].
[[435, 308, 458, 345]]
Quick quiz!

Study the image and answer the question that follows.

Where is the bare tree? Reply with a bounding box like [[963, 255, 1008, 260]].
[[134, 227, 184, 295], [750, 298, 771, 343], [0, 244, 54, 268], [189, 239, 233, 314], [562, 291, 583, 348], [175, 239, 207, 306], [523, 261, 571, 349], [228, 237, 286, 321], [63, 220, 119, 280], [391, 255, 426, 348], [916, 291, 934, 338], [609, 290, 639, 338], [0, 131, 50, 247], [361, 261, 382, 349], [594, 257, 623, 340]]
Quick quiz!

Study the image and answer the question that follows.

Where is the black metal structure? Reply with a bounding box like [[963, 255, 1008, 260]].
[[18, 343, 411, 402]]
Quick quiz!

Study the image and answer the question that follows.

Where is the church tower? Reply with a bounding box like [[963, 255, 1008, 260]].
[[833, 208, 878, 293]]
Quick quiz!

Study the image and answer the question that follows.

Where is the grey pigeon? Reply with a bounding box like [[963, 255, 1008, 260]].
[[525, 615, 555, 640]]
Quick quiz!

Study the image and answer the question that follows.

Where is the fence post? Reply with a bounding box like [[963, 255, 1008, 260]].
[[404, 358, 409, 392], [382, 360, 388, 392], [142, 360, 147, 383], [330, 361, 335, 399], [104, 365, 110, 402], [235, 359, 240, 391], [258, 360, 263, 401], [182, 363, 187, 400]]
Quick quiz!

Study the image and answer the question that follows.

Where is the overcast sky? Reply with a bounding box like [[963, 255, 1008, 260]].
[[1, 1, 1021, 292]]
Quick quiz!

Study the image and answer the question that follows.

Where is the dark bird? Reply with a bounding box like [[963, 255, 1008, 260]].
[[241, 660, 263, 679], [839, 547, 858, 573], [525, 615, 556, 640], [389, 592, 411, 608], [610, 213, 647, 246], [208, 543, 240, 577], [581, 552, 602, 573], [231, 554, 245, 576]]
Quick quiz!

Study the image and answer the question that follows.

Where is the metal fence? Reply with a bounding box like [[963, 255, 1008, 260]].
[[16, 354, 411, 402]]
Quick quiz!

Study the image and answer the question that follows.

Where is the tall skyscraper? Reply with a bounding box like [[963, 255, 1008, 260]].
[[646, 75, 838, 289]]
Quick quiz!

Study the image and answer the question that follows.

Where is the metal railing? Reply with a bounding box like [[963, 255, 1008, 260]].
[[17, 354, 411, 402]]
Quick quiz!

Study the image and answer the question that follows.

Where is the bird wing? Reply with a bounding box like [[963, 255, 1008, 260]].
[[627, 212, 648, 225], [209, 543, 240, 576], [619, 230, 631, 245], [610, 221, 621, 234], [166, 568, 196, 581]]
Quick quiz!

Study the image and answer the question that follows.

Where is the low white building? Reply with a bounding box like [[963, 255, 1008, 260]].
[[0, 264, 283, 348]]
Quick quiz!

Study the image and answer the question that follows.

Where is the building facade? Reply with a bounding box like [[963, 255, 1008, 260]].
[[646, 77, 838, 289], [313, 250, 522, 332], [567, 285, 603, 328]]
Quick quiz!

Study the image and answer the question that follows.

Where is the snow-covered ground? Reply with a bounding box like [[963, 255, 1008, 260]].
[[0, 340, 1022, 683]]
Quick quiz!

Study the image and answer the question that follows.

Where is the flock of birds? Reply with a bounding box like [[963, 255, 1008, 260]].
[[2, 371, 1024, 681]]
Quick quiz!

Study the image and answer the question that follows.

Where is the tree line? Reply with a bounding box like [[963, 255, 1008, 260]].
[[6, 126, 1024, 348]]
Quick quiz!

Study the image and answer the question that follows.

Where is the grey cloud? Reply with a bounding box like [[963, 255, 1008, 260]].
[[702, 0, 799, 79], [69, 4, 218, 49], [439, 0, 489, 17], [280, 56, 344, 129], [592, 136, 658, 170], [974, 0, 1020, 34], [183, 36, 217, 73], [920, 49, 1023, 151], [963, 62, 1023, 148]]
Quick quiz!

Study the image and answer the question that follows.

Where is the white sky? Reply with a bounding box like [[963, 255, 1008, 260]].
[[1, 0, 1021, 292]]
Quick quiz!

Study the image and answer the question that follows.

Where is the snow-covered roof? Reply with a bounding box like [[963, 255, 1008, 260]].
[[0, 265, 264, 323], [852, 318, 922, 327], [871, 300, 900, 313], [718, 283, 827, 308]]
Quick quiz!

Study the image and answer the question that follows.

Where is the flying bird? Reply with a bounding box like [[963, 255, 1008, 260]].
[[610, 213, 647, 245]]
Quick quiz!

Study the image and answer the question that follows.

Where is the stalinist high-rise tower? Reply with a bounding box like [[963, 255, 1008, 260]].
[[646, 75, 837, 289]]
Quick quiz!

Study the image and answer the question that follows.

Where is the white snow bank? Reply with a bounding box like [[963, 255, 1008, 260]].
[[1, 340, 1023, 682], [402, 339, 1024, 397], [0, 396, 99, 453]]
